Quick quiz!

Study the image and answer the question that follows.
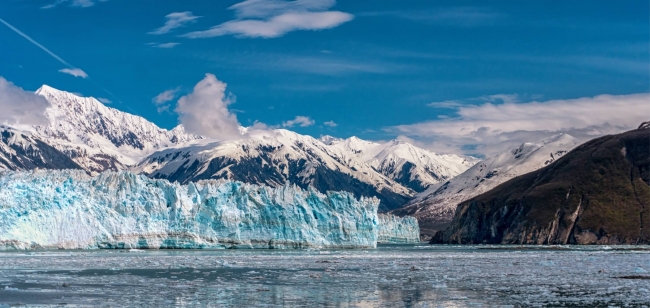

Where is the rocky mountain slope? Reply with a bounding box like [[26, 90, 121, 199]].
[[393, 133, 581, 233], [0, 127, 82, 171], [432, 124, 650, 244]]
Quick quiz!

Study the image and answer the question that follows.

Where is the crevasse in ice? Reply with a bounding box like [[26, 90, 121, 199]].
[[0, 170, 419, 249]]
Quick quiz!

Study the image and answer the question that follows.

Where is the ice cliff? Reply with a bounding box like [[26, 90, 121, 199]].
[[0, 170, 419, 250], [377, 214, 420, 244]]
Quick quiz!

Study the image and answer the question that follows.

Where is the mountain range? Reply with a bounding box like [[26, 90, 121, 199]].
[[0, 85, 475, 211]]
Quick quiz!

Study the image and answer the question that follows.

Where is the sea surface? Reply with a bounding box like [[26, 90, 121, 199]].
[[0, 244, 649, 307]]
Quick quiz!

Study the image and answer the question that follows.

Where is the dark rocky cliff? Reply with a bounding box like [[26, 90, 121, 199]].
[[432, 124, 650, 245]]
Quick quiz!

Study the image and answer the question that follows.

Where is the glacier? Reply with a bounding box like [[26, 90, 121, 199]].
[[0, 170, 419, 250], [377, 214, 420, 244]]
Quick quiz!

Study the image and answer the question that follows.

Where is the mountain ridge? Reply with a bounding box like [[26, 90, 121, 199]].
[[432, 126, 650, 244], [393, 133, 582, 233]]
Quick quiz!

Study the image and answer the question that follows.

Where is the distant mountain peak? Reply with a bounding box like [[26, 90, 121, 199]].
[[25, 84, 202, 173]]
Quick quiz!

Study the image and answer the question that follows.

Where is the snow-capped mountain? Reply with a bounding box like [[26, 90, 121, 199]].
[[5, 85, 475, 211], [134, 129, 418, 211], [22, 85, 201, 174], [0, 126, 82, 171], [134, 128, 476, 211], [324, 136, 478, 192], [392, 133, 582, 232]]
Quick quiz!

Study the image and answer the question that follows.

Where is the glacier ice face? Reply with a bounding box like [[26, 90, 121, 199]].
[[0, 170, 419, 250], [377, 214, 420, 244]]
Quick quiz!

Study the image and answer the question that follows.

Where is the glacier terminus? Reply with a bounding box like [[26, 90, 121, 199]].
[[0, 170, 419, 250]]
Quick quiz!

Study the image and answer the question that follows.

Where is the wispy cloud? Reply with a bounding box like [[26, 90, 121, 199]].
[[428, 94, 519, 109], [204, 51, 402, 76], [388, 93, 650, 156], [282, 116, 315, 127], [272, 83, 344, 92], [0, 18, 88, 78], [59, 68, 88, 78], [361, 7, 503, 27], [0, 77, 50, 126], [154, 89, 178, 104], [182, 0, 353, 39], [149, 12, 200, 35], [175, 74, 241, 139], [323, 121, 337, 127], [97, 97, 112, 104], [148, 42, 181, 48], [480, 94, 519, 104], [278, 56, 387, 75], [427, 100, 463, 109], [41, 0, 108, 9], [152, 88, 179, 113]]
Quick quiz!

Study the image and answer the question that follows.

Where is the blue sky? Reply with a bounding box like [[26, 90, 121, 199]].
[[1, 0, 648, 156]]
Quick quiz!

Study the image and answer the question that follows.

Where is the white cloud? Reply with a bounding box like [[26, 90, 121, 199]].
[[0, 77, 50, 126], [283, 116, 315, 127], [249, 120, 270, 130], [323, 121, 337, 127], [175, 74, 242, 139], [388, 93, 650, 157], [58, 68, 88, 78], [41, 0, 108, 9], [97, 97, 111, 104], [149, 12, 200, 35], [182, 0, 353, 39]]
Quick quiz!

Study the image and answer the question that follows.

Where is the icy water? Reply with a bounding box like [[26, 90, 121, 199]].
[[0, 245, 649, 307]]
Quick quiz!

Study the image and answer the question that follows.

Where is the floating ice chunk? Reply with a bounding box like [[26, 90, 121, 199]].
[[539, 261, 555, 266]]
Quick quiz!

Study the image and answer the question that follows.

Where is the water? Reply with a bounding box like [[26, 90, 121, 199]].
[[0, 244, 649, 307]]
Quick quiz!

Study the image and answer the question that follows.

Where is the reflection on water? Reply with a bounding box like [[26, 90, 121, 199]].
[[0, 244, 649, 307]]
